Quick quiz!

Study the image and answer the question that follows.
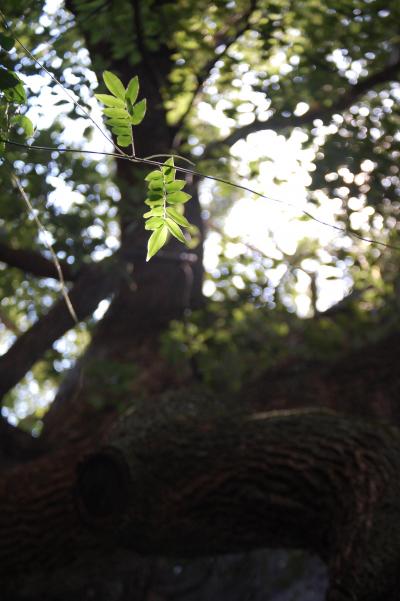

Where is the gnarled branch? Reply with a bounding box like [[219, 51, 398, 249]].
[[0, 241, 77, 280], [1, 405, 400, 601], [0, 256, 120, 403]]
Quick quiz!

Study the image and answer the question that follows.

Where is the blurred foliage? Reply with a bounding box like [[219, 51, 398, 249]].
[[0, 0, 399, 423]]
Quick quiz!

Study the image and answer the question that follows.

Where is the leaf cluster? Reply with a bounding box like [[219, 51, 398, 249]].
[[144, 157, 193, 260], [95, 70, 146, 148], [0, 31, 33, 150]]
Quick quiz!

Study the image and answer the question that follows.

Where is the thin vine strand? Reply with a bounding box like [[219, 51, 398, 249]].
[[3, 159, 79, 324], [2, 138, 399, 252], [0, 10, 128, 159], [0, 12, 398, 252]]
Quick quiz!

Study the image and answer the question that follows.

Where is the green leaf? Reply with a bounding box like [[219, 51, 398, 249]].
[[146, 224, 168, 261], [117, 135, 131, 147], [166, 207, 190, 227], [106, 118, 131, 127], [0, 68, 20, 91], [166, 191, 191, 204], [111, 126, 131, 136], [0, 33, 14, 51], [11, 115, 34, 137], [126, 76, 139, 104], [145, 199, 164, 207], [102, 107, 130, 119], [130, 98, 146, 125], [145, 169, 163, 182], [148, 179, 164, 191], [145, 216, 164, 230], [144, 207, 164, 218], [147, 191, 164, 201], [166, 218, 187, 243], [102, 70, 126, 100], [162, 157, 176, 182], [95, 93, 125, 108], [4, 81, 26, 104], [166, 180, 185, 193]]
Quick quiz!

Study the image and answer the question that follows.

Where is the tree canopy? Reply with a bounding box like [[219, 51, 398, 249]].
[[0, 1, 399, 600]]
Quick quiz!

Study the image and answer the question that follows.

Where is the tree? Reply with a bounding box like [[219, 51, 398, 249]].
[[0, 1, 400, 599]]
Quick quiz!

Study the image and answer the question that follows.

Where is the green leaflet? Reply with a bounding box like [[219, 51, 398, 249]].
[[126, 76, 139, 104], [144, 207, 164, 218], [111, 126, 131, 136], [166, 191, 191, 204], [97, 71, 147, 152], [144, 157, 195, 259], [166, 180, 185, 193], [117, 135, 131, 147], [166, 218, 186, 243], [145, 199, 164, 207], [95, 94, 125, 108], [102, 107, 130, 119], [162, 158, 176, 182], [145, 170, 163, 182], [103, 71, 125, 100], [166, 207, 190, 227], [145, 216, 164, 230], [130, 98, 146, 125], [0, 68, 26, 104], [148, 179, 164, 191], [146, 224, 168, 262]]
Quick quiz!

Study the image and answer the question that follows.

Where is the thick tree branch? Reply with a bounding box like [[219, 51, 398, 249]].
[[244, 329, 400, 424], [0, 416, 39, 465], [0, 241, 77, 281], [2, 404, 400, 601], [204, 57, 400, 156], [0, 256, 121, 402]]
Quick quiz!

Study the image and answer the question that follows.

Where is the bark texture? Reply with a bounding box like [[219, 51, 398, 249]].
[[2, 403, 400, 601]]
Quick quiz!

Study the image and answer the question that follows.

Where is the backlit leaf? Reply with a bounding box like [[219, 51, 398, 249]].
[[103, 70, 126, 100], [145, 169, 163, 182], [166, 191, 191, 204], [166, 218, 187, 243], [117, 135, 131, 147], [103, 107, 130, 119], [106, 118, 131, 127], [145, 198, 164, 207], [146, 224, 168, 261], [162, 157, 176, 182], [126, 76, 139, 104], [166, 207, 190, 227], [95, 94, 125, 108], [130, 98, 146, 125], [145, 216, 164, 230], [144, 207, 164, 218], [166, 180, 185, 193], [111, 126, 131, 136]]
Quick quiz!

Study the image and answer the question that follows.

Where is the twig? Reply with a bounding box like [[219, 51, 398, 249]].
[[6, 163, 78, 324], [0, 11, 398, 253], [2, 138, 399, 252]]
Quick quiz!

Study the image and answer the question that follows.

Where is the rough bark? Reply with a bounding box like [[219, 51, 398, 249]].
[[2, 404, 400, 601]]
